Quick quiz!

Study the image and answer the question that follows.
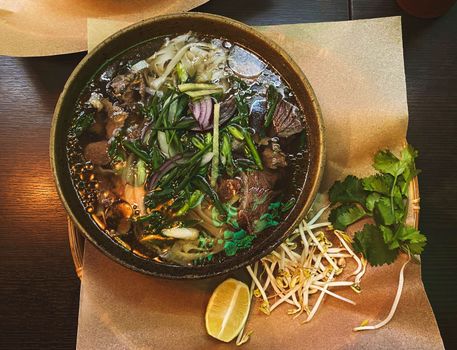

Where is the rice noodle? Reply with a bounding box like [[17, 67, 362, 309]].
[[147, 32, 229, 91]]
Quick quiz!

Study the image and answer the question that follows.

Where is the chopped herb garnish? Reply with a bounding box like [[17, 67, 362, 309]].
[[223, 229, 256, 256], [328, 145, 426, 266]]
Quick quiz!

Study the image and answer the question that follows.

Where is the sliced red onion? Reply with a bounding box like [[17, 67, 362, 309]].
[[191, 96, 236, 132], [201, 97, 213, 128], [199, 97, 209, 128], [189, 96, 213, 130], [190, 100, 201, 124]]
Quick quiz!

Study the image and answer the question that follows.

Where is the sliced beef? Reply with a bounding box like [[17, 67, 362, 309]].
[[217, 178, 242, 203], [262, 143, 287, 169], [125, 123, 143, 140], [272, 99, 304, 138], [96, 167, 125, 207], [109, 72, 147, 107], [249, 99, 267, 135], [83, 140, 110, 165], [101, 98, 128, 138], [237, 171, 278, 232]]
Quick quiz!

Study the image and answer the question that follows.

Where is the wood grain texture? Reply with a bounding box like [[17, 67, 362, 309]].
[[351, 2, 457, 348], [0, 54, 84, 349], [197, 0, 349, 24], [0, 0, 456, 348]]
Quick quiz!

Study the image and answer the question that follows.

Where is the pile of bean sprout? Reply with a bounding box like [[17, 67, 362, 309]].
[[236, 204, 410, 345]]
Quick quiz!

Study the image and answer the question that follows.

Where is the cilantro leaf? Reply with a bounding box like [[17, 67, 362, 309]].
[[365, 192, 381, 212], [328, 145, 425, 266], [397, 177, 409, 196], [329, 204, 367, 230], [362, 174, 392, 195], [374, 146, 420, 182], [373, 196, 397, 226], [373, 150, 407, 177], [353, 224, 399, 266], [379, 225, 400, 249], [395, 224, 427, 255], [329, 175, 367, 205], [400, 145, 420, 183], [254, 213, 279, 233], [223, 229, 256, 256]]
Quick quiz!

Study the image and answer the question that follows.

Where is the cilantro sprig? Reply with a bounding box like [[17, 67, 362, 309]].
[[328, 145, 426, 266]]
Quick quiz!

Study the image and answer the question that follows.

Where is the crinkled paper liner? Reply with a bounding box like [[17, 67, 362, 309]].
[[70, 17, 444, 350]]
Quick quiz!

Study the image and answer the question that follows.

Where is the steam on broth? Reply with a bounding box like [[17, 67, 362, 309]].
[[67, 32, 309, 266]]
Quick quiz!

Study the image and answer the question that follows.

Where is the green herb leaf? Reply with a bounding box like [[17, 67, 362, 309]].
[[365, 192, 381, 212], [400, 145, 420, 183], [395, 224, 427, 255], [353, 224, 399, 266], [224, 241, 237, 256], [108, 132, 125, 163], [362, 174, 392, 195], [379, 225, 400, 249], [373, 146, 420, 182], [328, 175, 367, 205], [329, 204, 367, 230], [223, 229, 255, 256], [373, 150, 407, 177], [373, 196, 396, 226], [329, 145, 425, 266]]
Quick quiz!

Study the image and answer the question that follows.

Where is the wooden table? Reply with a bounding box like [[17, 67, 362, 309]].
[[1, 0, 456, 348]]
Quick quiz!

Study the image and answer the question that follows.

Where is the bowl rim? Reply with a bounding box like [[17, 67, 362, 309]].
[[50, 12, 326, 279]]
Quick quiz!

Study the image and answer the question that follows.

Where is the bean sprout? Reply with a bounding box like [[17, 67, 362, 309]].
[[353, 254, 411, 331], [238, 204, 411, 346], [245, 205, 364, 325]]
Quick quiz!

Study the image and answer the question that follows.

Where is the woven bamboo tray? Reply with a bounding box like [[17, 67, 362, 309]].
[[68, 176, 420, 279]]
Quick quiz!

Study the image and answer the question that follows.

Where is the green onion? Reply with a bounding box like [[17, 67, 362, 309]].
[[264, 85, 281, 128], [134, 211, 162, 223], [243, 130, 263, 170], [211, 103, 220, 187], [189, 143, 212, 164], [184, 89, 223, 98], [221, 133, 234, 177], [191, 135, 206, 150], [204, 132, 213, 145], [227, 125, 245, 140], [175, 190, 204, 216], [134, 159, 148, 187], [178, 83, 220, 92], [191, 175, 225, 214], [176, 62, 189, 83], [122, 140, 150, 163]]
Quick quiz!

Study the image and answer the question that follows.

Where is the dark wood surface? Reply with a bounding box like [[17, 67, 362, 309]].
[[0, 0, 456, 348]]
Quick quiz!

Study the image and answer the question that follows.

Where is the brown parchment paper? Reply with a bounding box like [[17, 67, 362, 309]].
[[76, 17, 444, 349], [0, 0, 208, 57]]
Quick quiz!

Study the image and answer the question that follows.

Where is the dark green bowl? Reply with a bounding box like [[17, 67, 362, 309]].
[[50, 12, 325, 279]]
